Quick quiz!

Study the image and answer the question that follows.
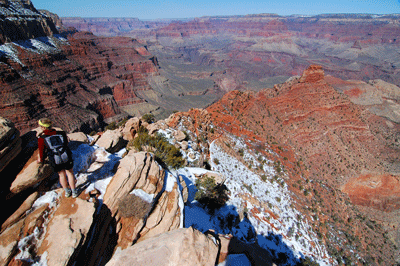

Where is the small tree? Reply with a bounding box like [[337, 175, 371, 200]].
[[195, 175, 229, 212], [142, 113, 155, 124], [128, 131, 185, 169]]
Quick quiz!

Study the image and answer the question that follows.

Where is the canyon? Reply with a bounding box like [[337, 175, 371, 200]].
[[0, 0, 400, 265], [63, 13, 400, 96]]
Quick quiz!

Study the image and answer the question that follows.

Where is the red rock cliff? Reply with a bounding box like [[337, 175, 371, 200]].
[[0, 32, 158, 134], [0, 0, 59, 44]]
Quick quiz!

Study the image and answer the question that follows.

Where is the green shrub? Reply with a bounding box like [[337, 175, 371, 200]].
[[129, 131, 185, 169], [142, 113, 155, 124], [261, 174, 267, 182], [105, 121, 118, 130], [117, 117, 129, 127], [213, 158, 220, 165], [298, 256, 320, 266], [195, 175, 229, 212]]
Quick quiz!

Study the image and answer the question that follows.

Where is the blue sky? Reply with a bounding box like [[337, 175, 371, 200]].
[[33, 0, 400, 19]]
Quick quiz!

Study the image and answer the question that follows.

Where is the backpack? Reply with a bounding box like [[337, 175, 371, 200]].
[[43, 134, 70, 165]]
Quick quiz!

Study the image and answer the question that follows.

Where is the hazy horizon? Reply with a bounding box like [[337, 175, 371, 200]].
[[34, 0, 400, 20]]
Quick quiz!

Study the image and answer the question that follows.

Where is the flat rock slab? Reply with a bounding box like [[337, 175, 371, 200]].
[[106, 227, 219, 266], [37, 195, 96, 266]]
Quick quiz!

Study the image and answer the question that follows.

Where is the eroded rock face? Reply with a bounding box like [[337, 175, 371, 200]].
[[105, 227, 219, 266], [121, 117, 141, 141], [0, 31, 158, 135], [0, 117, 22, 173], [0, 0, 59, 44], [101, 151, 181, 250], [299, 65, 324, 83]]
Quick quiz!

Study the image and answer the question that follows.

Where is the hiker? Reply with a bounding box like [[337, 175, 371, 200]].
[[37, 118, 78, 198]]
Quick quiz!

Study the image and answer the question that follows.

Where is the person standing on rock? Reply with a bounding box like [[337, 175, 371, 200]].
[[37, 118, 78, 198]]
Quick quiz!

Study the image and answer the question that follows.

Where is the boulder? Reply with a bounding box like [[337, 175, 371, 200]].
[[174, 130, 186, 142], [147, 122, 160, 135], [0, 117, 22, 173], [10, 149, 53, 195], [179, 175, 189, 203], [188, 152, 196, 160], [96, 129, 127, 153], [137, 181, 181, 242], [68, 132, 89, 143], [0, 217, 26, 265], [102, 151, 166, 249], [106, 227, 219, 266], [122, 117, 141, 141], [180, 141, 189, 150]]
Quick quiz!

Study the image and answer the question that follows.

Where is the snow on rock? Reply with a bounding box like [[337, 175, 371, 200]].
[[181, 132, 331, 265], [130, 189, 154, 203], [31, 191, 59, 210], [0, 35, 69, 65]]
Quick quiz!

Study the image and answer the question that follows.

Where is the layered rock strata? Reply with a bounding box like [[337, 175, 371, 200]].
[[0, 31, 158, 134], [0, 0, 59, 44]]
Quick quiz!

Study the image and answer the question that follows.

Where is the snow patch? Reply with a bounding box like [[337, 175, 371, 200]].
[[130, 189, 154, 203], [32, 191, 59, 210]]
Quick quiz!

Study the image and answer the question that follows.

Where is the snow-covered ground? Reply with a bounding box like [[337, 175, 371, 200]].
[[24, 129, 333, 265]]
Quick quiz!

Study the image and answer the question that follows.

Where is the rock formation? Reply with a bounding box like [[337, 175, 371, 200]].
[[101, 151, 180, 249], [0, 0, 59, 44], [64, 13, 400, 96], [0, 30, 159, 134], [9, 149, 53, 195], [205, 65, 399, 264], [105, 227, 219, 266]]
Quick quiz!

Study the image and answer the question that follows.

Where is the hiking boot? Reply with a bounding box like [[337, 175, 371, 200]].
[[64, 188, 72, 198], [72, 189, 79, 198]]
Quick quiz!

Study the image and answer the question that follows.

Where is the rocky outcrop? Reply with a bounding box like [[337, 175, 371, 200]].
[[36, 195, 96, 266], [9, 149, 53, 195], [106, 227, 219, 266], [0, 0, 59, 44], [0, 117, 22, 173], [121, 117, 141, 141], [96, 151, 180, 250], [1, 191, 38, 232], [0, 190, 96, 266], [205, 65, 399, 265], [342, 174, 400, 212], [299, 65, 324, 83]]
